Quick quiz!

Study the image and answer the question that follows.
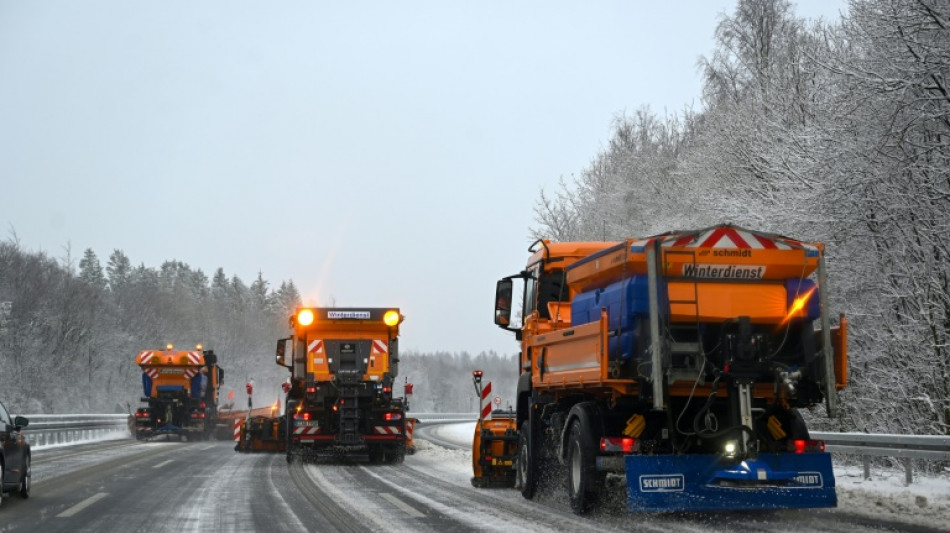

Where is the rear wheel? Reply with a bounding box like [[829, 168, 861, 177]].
[[566, 420, 602, 514], [517, 420, 537, 499], [385, 448, 405, 464], [19, 455, 30, 499]]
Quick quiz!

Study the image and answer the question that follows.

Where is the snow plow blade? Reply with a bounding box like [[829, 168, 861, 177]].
[[624, 452, 836, 512]]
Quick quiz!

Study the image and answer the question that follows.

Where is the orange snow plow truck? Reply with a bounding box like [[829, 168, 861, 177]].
[[133, 345, 225, 440], [480, 224, 848, 514], [271, 307, 410, 463]]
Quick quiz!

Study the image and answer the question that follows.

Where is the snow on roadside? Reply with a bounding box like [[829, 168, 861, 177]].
[[834, 464, 950, 529]]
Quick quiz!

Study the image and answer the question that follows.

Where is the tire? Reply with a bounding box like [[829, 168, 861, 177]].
[[19, 455, 30, 499], [517, 420, 537, 499], [386, 450, 405, 465], [368, 446, 385, 464], [566, 421, 602, 515]]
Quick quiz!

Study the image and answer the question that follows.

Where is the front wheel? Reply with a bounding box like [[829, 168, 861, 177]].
[[566, 421, 602, 515], [19, 455, 30, 499], [517, 420, 537, 499]]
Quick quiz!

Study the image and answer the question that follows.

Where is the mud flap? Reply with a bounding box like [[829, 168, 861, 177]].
[[624, 452, 836, 512]]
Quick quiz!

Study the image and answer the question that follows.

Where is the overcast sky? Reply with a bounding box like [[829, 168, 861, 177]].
[[1, 1, 846, 356]]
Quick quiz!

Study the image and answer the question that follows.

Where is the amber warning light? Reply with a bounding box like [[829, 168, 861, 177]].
[[383, 310, 400, 326], [297, 309, 315, 326]]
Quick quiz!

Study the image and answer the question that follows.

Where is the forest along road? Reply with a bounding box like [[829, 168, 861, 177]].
[[0, 431, 942, 533]]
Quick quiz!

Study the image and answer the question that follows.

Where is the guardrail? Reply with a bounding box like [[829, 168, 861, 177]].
[[21, 414, 130, 447], [16, 412, 474, 447], [410, 412, 477, 423], [812, 431, 950, 486]]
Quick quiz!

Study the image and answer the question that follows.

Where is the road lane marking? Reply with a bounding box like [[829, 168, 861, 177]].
[[153, 459, 174, 469], [57, 492, 108, 518], [195, 445, 216, 451], [380, 492, 424, 518]]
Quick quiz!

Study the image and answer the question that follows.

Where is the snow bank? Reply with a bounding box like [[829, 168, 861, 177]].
[[431, 421, 475, 447], [835, 464, 950, 529]]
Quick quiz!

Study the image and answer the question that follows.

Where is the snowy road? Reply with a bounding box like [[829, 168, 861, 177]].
[[0, 426, 944, 532]]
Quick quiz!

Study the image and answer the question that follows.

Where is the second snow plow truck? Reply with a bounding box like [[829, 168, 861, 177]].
[[275, 307, 409, 463], [483, 224, 848, 514], [133, 345, 225, 440]]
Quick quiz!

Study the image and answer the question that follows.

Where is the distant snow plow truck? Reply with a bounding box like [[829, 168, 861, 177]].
[[133, 345, 226, 440], [274, 307, 409, 463], [482, 224, 848, 514]]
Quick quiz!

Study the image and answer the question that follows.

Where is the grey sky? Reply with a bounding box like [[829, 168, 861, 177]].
[[1, 1, 846, 356]]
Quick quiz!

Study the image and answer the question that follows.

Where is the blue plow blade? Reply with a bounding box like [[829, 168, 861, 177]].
[[624, 452, 836, 512]]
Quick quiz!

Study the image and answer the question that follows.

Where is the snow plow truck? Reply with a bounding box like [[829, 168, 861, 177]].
[[273, 307, 409, 463], [481, 224, 848, 514], [133, 345, 226, 440]]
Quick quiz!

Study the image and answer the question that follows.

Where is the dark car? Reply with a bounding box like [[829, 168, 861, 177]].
[[0, 400, 30, 507]]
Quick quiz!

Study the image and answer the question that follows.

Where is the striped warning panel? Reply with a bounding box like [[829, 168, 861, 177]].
[[481, 381, 492, 421]]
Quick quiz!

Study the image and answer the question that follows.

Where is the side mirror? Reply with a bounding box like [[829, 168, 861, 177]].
[[14, 415, 29, 429], [494, 279, 513, 327], [275, 338, 292, 368]]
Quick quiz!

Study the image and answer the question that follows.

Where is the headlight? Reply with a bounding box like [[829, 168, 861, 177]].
[[297, 309, 315, 326], [723, 441, 738, 456]]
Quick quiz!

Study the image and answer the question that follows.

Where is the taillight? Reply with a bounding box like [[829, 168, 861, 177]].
[[600, 437, 639, 453], [199, 401, 207, 409], [790, 439, 825, 453], [191, 412, 206, 419], [306, 387, 316, 393], [384, 413, 402, 421]]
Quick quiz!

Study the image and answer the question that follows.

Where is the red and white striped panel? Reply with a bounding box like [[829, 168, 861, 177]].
[[406, 419, 414, 441], [481, 381, 492, 421], [139, 351, 155, 364], [144, 368, 160, 379], [187, 351, 202, 365], [183, 368, 198, 380], [631, 225, 819, 253], [294, 426, 322, 435], [233, 419, 242, 442], [308, 340, 324, 355], [373, 426, 402, 435], [371, 340, 387, 355]]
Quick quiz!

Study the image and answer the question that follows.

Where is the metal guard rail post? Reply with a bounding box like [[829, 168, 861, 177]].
[[812, 431, 950, 486]]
